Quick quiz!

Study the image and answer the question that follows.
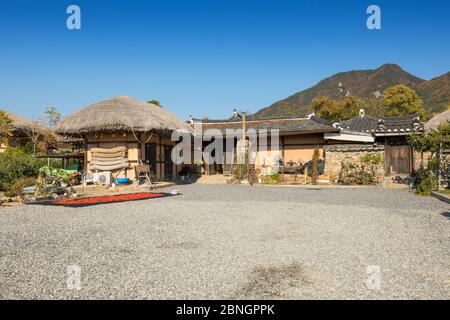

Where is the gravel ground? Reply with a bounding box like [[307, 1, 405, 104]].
[[0, 184, 449, 299]]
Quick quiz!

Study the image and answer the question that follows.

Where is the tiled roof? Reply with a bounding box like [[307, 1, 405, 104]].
[[324, 144, 385, 152], [189, 115, 339, 135], [340, 113, 424, 135]]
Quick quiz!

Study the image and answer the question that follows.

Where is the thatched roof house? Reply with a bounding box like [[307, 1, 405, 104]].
[[0, 111, 48, 153], [54, 96, 191, 180], [425, 109, 450, 131], [3, 111, 46, 135], [54, 96, 191, 136]]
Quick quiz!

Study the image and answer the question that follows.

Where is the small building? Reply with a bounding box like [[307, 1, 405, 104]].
[[332, 111, 424, 177], [0, 111, 46, 153], [38, 134, 86, 171], [191, 109, 426, 182], [54, 96, 192, 180], [189, 113, 339, 175]]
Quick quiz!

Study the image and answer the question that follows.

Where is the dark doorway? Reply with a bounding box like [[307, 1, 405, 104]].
[[145, 143, 157, 176], [385, 145, 411, 176], [164, 145, 174, 179]]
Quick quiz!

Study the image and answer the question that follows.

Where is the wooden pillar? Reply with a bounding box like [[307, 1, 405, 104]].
[[159, 136, 163, 180], [409, 145, 413, 175], [438, 142, 443, 190]]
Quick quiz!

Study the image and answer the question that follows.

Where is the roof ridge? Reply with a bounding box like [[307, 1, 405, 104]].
[[191, 116, 309, 123]]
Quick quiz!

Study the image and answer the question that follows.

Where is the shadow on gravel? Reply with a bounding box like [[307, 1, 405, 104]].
[[233, 263, 311, 299], [441, 212, 450, 220]]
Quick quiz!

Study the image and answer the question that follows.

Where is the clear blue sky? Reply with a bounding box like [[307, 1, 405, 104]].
[[0, 0, 449, 121]]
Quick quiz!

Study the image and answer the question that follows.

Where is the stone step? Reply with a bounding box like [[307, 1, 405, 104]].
[[195, 174, 230, 184]]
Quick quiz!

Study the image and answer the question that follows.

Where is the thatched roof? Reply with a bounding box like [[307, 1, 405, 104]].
[[425, 109, 450, 131], [2, 111, 46, 134], [54, 96, 192, 136]]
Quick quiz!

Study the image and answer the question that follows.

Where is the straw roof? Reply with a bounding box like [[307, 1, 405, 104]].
[[425, 109, 450, 131], [1, 111, 46, 134], [54, 96, 192, 136]]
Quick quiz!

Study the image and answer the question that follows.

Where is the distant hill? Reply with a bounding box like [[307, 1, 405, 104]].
[[254, 64, 449, 118], [415, 72, 450, 113]]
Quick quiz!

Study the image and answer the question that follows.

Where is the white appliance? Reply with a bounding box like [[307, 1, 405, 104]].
[[94, 172, 112, 186]]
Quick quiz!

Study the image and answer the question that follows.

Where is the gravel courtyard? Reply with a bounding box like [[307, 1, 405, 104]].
[[0, 184, 449, 299]]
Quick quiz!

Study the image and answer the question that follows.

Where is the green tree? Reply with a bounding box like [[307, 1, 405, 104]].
[[309, 96, 339, 120], [310, 95, 361, 121], [437, 121, 450, 136], [42, 107, 61, 128], [339, 95, 363, 120], [363, 98, 386, 117], [408, 134, 438, 166], [434, 122, 450, 151], [408, 122, 450, 161], [311, 148, 320, 185], [408, 122, 450, 194], [382, 85, 425, 118], [0, 110, 13, 144]]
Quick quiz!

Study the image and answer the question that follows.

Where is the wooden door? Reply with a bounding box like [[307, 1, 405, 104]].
[[145, 143, 157, 175], [385, 145, 411, 176], [164, 145, 173, 179]]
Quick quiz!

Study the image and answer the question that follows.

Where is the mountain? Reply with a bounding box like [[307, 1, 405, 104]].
[[254, 64, 449, 118], [415, 72, 450, 113]]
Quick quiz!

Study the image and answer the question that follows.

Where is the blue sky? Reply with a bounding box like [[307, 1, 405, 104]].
[[0, 0, 449, 121]]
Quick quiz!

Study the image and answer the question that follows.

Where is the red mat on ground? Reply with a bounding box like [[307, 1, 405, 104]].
[[51, 192, 170, 207]]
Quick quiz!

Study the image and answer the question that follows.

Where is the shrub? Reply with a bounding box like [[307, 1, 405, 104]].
[[301, 159, 325, 176], [413, 158, 439, 196], [0, 147, 60, 191], [339, 162, 360, 185], [265, 174, 281, 184], [414, 167, 437, 196], [339, 153, 382, 185], [248, 165, 258, 185], [234, 163, 248, 181], [311, 149, 320, 185], [360, 153, 382, 166], [4, 176, 37, 197], [232, 143, 249, 181], [7, 142, 35, 156]]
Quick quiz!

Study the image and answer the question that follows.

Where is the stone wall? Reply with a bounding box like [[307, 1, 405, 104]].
[[413, 151, 432, 170], [324, 144, 385, 184]]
